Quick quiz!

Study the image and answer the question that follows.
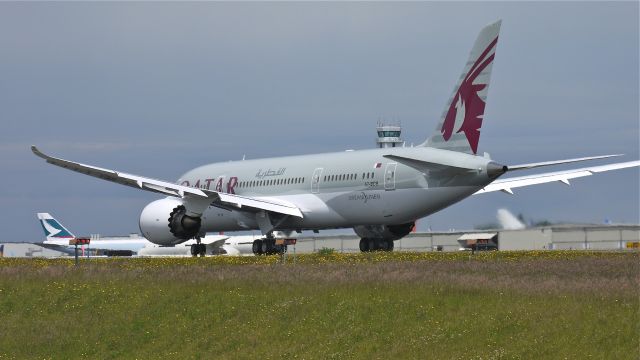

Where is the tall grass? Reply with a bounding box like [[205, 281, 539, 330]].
[[0, 251, 637, 359]]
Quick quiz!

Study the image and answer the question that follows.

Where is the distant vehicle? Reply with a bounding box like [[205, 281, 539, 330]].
[[475, 243, 498, 251], [33, 20, 640, 256], [458, 243, 498, 252], [458, 232, 498, 252]]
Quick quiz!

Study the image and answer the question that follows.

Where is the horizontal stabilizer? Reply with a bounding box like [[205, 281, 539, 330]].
[[507, 154, 623, 171], [475, 160, 639, 195]]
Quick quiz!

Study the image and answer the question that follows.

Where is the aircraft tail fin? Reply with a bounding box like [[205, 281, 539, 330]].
[[37, 213, 75, 242], [421, 20, 502, 154], [497, 209, 526, 230]]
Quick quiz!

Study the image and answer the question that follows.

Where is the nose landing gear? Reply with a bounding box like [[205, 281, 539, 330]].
[[190, 237, 207, 257]]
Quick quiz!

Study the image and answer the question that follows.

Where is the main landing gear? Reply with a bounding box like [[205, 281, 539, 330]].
[[252, 237, 286, 256], [359, 238, 394, 252], [190, 238, 207, 257]]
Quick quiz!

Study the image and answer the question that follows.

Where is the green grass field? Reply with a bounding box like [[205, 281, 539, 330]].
[[0, 251, 637, 359]]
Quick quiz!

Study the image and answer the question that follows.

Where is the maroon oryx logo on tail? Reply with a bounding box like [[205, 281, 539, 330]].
[[441, 36, 498, 154]]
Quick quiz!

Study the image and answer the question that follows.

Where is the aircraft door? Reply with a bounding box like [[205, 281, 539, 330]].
[[384, 163, 397, 191], [311, 168, 323, 194]]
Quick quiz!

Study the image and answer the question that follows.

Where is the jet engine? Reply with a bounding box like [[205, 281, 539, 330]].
[[139, 198, 203, 246], [353, 222, 415, 241]]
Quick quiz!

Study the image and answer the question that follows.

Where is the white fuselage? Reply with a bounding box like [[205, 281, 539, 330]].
[[136, 235, 261, 256], [44, 238, 151, 253], [177, 147, 497, 234]]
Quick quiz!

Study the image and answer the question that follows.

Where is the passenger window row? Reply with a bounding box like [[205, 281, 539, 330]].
[[237, 177, 305, 189], [324, 173, 356, 182], [232, 169, 376, 189], [323, 172, 375, 182]]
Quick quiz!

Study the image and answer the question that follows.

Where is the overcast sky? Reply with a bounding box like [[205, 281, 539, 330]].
[[1, 2, 638, 242]]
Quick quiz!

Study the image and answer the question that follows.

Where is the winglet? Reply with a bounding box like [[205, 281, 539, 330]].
[[31, 145, 47, 160]]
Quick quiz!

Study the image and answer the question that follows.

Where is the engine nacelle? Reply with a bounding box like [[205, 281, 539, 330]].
[[139, 198, 203, 246], [353, 222, 415, 241]]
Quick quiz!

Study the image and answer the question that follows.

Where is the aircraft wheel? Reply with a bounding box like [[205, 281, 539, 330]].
[[190, 244, 199, 257], [268, 239, 277, 255], [359, 238, 369, 252], [385, 239, 394, 252], [378, 239, 391, 251], [198, 244, 207, 257], [277, 244, 286, 254], [262, 238, 274, 255], [253, 239, 263, 255], [368, 238, 377, 251]]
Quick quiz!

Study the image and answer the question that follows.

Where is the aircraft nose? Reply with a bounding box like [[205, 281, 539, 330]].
[[487, 162, 508, 178]]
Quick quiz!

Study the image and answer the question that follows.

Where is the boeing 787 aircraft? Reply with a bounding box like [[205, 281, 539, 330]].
[[33, 20, 639, 256]]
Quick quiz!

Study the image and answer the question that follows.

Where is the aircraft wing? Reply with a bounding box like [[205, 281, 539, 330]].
[[203, 238, 227, 249], [31, 146, 303, 218], [37, 243, 76, 255], [506, 154, 623, 171], [182, 235, 229, 247], [475, 160, 640, 195]]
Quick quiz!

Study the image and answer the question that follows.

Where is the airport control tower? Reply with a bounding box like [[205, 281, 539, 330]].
[[375, 121, 404, 148]]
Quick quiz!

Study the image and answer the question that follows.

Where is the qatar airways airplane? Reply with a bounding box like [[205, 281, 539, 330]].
[[33, 20, 639, 256]]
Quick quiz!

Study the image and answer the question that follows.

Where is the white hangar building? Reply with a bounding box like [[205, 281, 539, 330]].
[[293, 225, 640, 253]]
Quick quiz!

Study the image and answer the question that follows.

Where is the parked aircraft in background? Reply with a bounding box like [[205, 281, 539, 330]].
[[33, 20, 639, 256], [137, 234, 262, 257], [37, 213, 229, 257], [496, 209, 526, 230], [38, 212, 150, 256]]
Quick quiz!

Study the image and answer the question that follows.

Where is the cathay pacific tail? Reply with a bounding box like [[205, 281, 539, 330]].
[[37, 213, 75, 242]]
